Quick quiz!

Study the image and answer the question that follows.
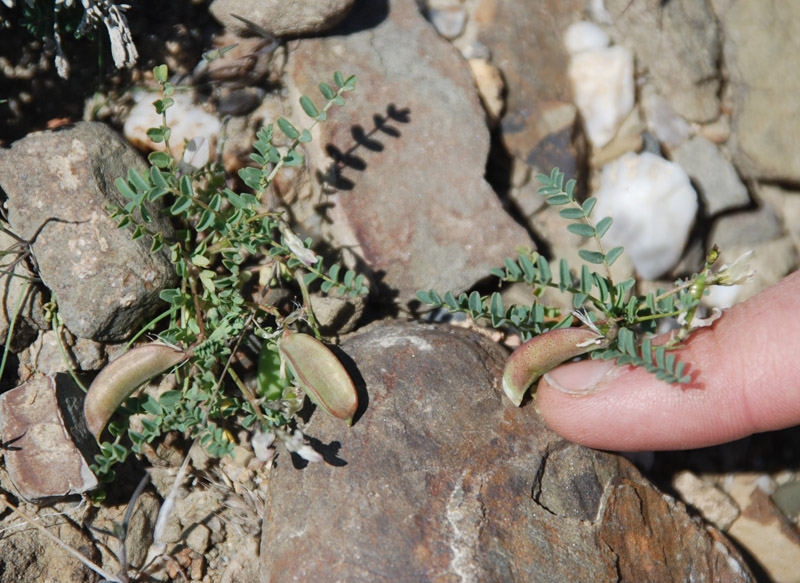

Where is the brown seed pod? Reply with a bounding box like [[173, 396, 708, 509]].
[[278, 329, 358, 425], [502, 328, 603, 406], [84, 343, 190, 438]]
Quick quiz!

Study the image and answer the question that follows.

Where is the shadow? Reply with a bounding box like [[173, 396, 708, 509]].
[[327, 343, 368, 426], [287, 344, 365, 469], [289, 438, 346, 469], [318, 0, 390, 37], [0, 431, 25, 452], [649, 426, 800, 481], [316, 104, 411, 193], [620, 423, 800, 583], [309, 438, 346, 467]]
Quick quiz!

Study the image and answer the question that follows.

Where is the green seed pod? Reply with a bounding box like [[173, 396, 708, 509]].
[[257, 340, 287, 401], [278, 329, 358, 425], [84, 343, 189, 438], [502, 328, 602, 406]]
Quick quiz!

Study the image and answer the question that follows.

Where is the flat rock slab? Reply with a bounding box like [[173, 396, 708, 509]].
[[285, 0, 533, 305], [713, 0, 800, 181], [0, 374, 98, 501], [606, 0, 720, 123], [260, 321, 753, 582], [0, 122, 176, 341]]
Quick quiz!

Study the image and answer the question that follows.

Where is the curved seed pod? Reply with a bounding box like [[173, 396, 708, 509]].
[[502, 328, 603, 407], [84, 343, 190, 438], [278, 329, 358, 425]]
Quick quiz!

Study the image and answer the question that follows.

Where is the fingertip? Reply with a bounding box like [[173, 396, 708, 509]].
[[536, 359, 733, 451]]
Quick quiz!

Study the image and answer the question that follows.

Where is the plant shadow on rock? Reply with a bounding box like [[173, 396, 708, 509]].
[[316, 103, 411, 193], [311, 104, 410, 311]]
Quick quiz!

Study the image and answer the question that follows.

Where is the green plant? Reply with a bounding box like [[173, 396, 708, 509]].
[[87, 65, 366, 482], [417, 168, 753, 405]]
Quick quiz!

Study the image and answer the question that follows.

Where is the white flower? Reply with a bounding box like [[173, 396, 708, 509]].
[[571, 309, 606, 347], [279, 223, 318, 267], [677, 307, 722, 330], [177, 137, 210, 174], [277, 428, 323, 463], [251, 430, 276, 462], [715, 251, 755, 286], [294, 444, 324, 463]]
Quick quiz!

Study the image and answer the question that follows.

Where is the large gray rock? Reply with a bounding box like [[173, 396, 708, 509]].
[[210, 0, 355, 37], [712, 0, 800, 181], [285, 0, 533, 305], [606, 0, 720, 123], [0, 122, 176, 341], [260, 321, 754, 582]]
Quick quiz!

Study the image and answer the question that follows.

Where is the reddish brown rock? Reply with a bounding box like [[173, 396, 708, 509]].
[[285, 0, 533, 305], [0, 374, 98, 501], [260, 321, 755, 582]]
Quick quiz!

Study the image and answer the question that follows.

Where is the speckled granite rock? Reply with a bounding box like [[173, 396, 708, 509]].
[[0, 122, 176, 341]]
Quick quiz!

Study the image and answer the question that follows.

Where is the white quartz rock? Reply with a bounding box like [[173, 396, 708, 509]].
[[123, 91, 221, 166], [593, 152, 698, 279], [564, 21, 610, 54], [566, 22, 634, 148]]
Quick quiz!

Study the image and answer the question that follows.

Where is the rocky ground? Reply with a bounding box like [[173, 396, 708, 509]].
[[1, 0, 800, 582]]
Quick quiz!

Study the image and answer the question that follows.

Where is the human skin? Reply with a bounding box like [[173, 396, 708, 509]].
[[535, 269, 800, 451]]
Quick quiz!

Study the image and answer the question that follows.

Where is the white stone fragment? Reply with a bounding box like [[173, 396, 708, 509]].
[[566, 24, 634, 148], [564, 21, 610, 55], [593, 152, 698, 279], [672, 470, 739, 532], [123, 91, 221, 165]]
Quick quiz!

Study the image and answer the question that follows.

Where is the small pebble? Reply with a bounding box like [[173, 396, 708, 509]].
[[566, 22, 634, 148], [186, 522, 212, 554], [428, 7, 467, 40]]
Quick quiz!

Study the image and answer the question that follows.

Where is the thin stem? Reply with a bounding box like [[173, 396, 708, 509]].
[[294, 269, 320, 338], [226, 368, 271, 428], [258, 87, 351, 198], [0, 277, 28, 381], [186, 265, 207, 341]]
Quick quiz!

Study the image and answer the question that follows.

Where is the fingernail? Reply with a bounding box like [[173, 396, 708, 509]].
[[543, 359, 617, 395]]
